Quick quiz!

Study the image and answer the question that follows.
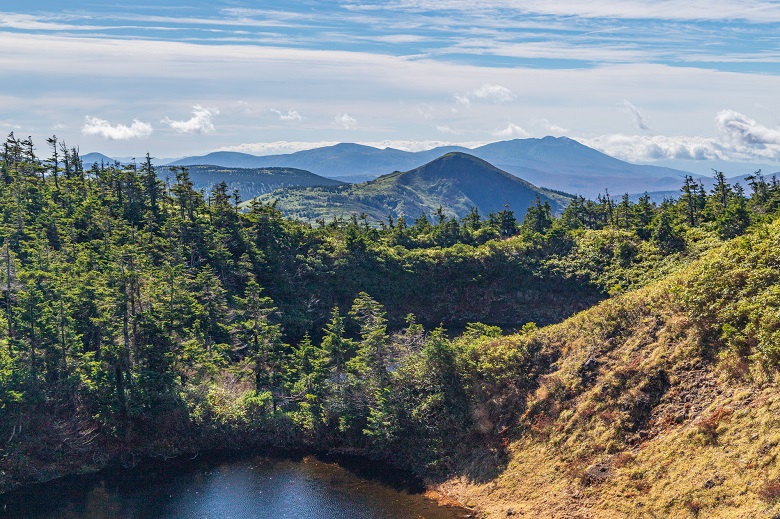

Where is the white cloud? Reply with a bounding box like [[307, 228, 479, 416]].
[[580, 113, 780, 163], [580, 134, 726, 162], [522, 0, 780, 22], [162, 105, 217, 134], [332, 113, 357, 129], [454, 95, 471, 108], [447, 39, 650, 64], [0, 13, 99, 31], [455, 83, 515, 108], [271, 108, 304, 121], [623, 100, 651, 131], [416, 103, 434, 119], [217, 139, 489, 155], [471, 84, 516, 103], [536, 119, 569, 135], [358, 1, 780, 23], [81, 116, 153, 140], [715, 109, 780, 146], [218, 141, 340, 155], [492, 123, 529, 138], [4, 31, 780, 162], [436, 124, 463, 135], [373, 34, 428, 44], [360, 139, 488, 151], [234, 100, 252, 114]]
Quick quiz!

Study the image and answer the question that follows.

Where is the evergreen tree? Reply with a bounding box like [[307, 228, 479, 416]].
[[521, 196, 553, 234]]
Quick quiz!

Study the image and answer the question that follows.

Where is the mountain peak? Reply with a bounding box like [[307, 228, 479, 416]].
[[384, 151, 511, 187], [331, 142, 375, 150], [416, 151, 504, 172], [257, 151, 569, 222], [81, 152, 123, 165], [156, 137, 696, 197], [439, 151, 489, 160]]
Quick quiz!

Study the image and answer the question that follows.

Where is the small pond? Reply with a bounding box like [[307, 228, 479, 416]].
[[0, 453, 471, 519]]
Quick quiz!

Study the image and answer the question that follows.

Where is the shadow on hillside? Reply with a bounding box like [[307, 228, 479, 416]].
[[455, 442, 511, 484]]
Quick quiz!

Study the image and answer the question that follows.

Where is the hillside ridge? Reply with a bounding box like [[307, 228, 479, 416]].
[[164, 137, 698, 196], [253, 151, 570, 222], [440, 218, 780, 518], [156, 164, 342, 200]]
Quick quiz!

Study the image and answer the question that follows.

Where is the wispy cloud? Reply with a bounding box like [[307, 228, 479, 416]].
[[493, 123, 529, 138], [454, 95, 471, 108], [218, 141, 340, 155], [234, 100, 253, 114], [536, 119, 569, 135], [0, 13, 100, 31], [416, 103, 434, 119], [4, 4, 779, 74], [81, 116, 153, 140], [360, 139, 488, 151], [332, 113, 357, 129], [456, 83, 516, 108], [581, 110, 780, 163], [3, 4, 780, 164], [623, 100, 651, 132], [373, 34, 428, 43], [715, 109, 780, 146], [271, 109, 304, 121], [581, 133, 727, 162], [472, 84, 516, 103], [217, 139, 489, 155], [446, 39, 650, 63], [436, 124, 463, 135], [349, 1, 780, 23], [162, 105, 217, 134]]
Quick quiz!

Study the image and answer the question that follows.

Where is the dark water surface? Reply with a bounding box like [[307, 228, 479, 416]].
[[1, 454, 470, 519]]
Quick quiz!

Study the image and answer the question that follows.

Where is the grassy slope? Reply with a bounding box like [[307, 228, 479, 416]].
[[440, 218, 780, 518]]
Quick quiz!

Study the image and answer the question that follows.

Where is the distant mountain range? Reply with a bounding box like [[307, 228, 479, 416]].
[[156, 165, 342, 201], [81, 152, 126, 166], [77, 156, 341, 201], [165, 144, 437, 183], [81, 152, 177, 166], [86, 137, 780, 199], [635, 170, 780, 203], [162, 137, 699, 197], [649, 158, 777, 177], [252, 152, 571, 222]]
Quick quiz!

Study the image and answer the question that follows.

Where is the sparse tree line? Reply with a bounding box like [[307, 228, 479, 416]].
[[0, 133, 777, 485]]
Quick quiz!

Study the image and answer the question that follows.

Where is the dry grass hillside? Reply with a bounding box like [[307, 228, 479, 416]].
[[440, 218, 780, 518]]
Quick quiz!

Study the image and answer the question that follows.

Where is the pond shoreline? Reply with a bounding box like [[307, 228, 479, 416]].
[[0, 446, 477, 518]]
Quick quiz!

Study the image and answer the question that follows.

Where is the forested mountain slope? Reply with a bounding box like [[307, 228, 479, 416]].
[[254, 152, 570, 222], [157, 164, 342, 201]]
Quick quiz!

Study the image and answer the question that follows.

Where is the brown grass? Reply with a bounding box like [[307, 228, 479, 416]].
[[758, 478, 780, 503], [695, 406, 733, 443], [685, 498, 702, 515], [436, 224, 780, 518]]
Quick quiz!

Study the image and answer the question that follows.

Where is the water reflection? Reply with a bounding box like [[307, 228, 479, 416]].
[[1, 455, 469, 519]]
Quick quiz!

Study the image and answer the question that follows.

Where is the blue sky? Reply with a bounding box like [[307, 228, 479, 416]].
[[2, 1, 780, 170]]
